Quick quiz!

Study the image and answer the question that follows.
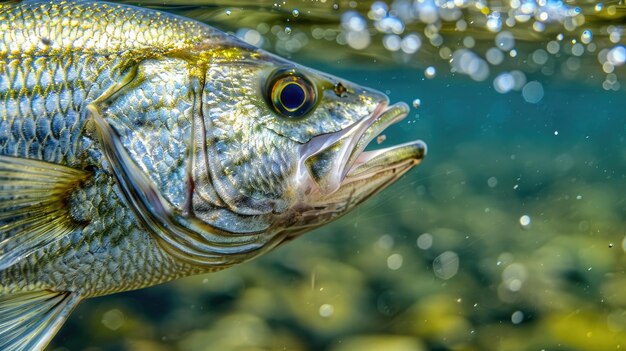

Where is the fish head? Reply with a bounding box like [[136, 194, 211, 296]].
[[195, 47, 426, 240]]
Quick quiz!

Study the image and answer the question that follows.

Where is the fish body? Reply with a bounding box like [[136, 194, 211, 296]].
[[0, 1, 426, 350], [0, 0, 223, 298]]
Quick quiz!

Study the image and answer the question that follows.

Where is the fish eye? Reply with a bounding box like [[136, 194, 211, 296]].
[[266, 70, 317, 118]]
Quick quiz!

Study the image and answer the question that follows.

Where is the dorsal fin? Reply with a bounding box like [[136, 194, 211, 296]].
[[0, 290, 82, 351], [0, 156, 90, 270]]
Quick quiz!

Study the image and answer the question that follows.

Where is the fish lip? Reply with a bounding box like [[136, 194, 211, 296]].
[[343, 140, 427, 182], [343, 102, 426, 181]]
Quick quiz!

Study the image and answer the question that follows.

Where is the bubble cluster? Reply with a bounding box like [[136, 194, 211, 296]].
[[368, 1, 620, 92], [496, 261, 529, 303], [226, 0, 623, 95], [342, 11, 371, 50], [451, 49, 490, 81], [236, 28, 263, 46]]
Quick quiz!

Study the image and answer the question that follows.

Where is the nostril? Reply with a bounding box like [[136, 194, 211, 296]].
[[334, 82, 348, 97]]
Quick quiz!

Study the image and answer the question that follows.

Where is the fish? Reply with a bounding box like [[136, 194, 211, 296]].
[[0, 1, 426, 350]]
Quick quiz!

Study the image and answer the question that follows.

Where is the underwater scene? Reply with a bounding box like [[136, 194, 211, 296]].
[[52, 1, 625, 350]]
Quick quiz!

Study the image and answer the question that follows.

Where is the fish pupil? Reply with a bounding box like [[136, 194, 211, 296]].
[[280, 82, 306, 111], [266, 70, 316, 118]]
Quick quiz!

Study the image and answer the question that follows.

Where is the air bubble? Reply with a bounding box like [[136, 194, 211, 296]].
[[607, 46, 626, 66], [433, 251, 460, 280], [511, 311, 524, 324], [382, 35, 401, 51], [494, 73, 515, 94], [424, 66, 436, 79], [533, 21, 545, 32], [451, 49, 489, 81], [376, 16, 405, 34], [486, 47, 504, 65], [456, 19, 468, 31], [377, 234, 394, 250], [510, 70, 527, 90], [237, 29, 263, 46], [495, 31, 515, 51], [532, 49, 548, 65], [369, 1, 388, 20], [546, 40, 560, 54], [581, 29, 593, 44], [486, 14, 502, 32], [522, 81, 544, 104], [415, 0, 439, 24], [417, 233, 433, 250], [346, 30, 371, 50], [387, 253, 404, 270], [519, 215, 531, 228], [292, 9, 299, 17], [342, 11, 367, 31], [463, 36, 475, 48], [401, 34, 422, 54], [572, 43, 584, 56], [319, 304, 334, 318], [101, 309, 125, 331]]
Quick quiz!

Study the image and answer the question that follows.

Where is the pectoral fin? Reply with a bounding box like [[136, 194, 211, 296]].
[[0, 290, 82, 351], [0, 156, 90, 270]]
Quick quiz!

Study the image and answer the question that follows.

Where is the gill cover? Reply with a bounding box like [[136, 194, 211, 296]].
[[86, 61, 280, 268]]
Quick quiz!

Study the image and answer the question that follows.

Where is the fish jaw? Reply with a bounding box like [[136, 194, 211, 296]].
[[299, 101, 426, 194], [342, 102, 426, 182], [287, 102, 427, 235]]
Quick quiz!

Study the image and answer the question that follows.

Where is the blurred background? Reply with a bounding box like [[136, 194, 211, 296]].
[[52, 1, 626, 350]]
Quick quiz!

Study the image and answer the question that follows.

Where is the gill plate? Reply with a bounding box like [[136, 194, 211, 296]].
[[86, 65, 277, 268]]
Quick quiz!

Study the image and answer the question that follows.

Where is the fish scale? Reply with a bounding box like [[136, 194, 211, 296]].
[[103, 58, 196, 206], [1, 54, 108, 162], [0, 1, 217, 295]]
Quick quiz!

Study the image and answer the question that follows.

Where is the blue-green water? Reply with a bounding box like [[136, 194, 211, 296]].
[[52, 2, 626, 351]]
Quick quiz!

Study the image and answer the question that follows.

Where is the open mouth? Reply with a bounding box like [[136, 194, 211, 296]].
[[301, 101, 427, 194], [343, 102, 426, 182]]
